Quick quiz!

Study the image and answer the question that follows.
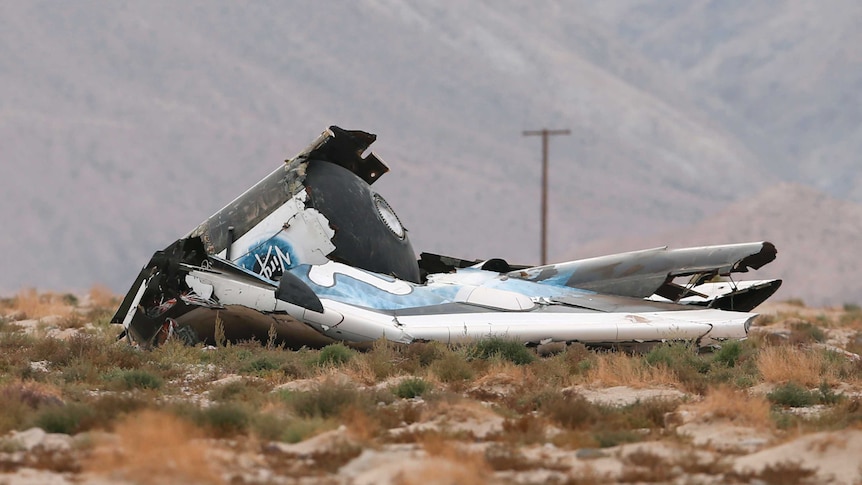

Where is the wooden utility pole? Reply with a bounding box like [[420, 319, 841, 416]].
[[523, 128, 570, 265]]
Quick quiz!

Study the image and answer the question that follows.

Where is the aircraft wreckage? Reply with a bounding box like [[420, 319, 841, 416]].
[[112, 126, 781, 350]]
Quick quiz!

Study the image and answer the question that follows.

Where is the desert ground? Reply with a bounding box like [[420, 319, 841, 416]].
[[1, 288, 861, 484]]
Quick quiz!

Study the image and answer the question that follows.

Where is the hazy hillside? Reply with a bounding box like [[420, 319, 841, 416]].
[[0, 1, 857, 298], [570, 183, 862, 306], [576, 0, 862, 200]]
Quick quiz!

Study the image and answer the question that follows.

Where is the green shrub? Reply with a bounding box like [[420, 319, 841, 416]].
[[767, 382, 819, 407], [208, 379, 271, 405], [62, 361, 100, 384], [645, 342, 707, 371], [361, 339, 402, 379], [594, 429, 643, 448], [281, 417, 333, 443], [282, 381, 364, 419], [403, 341, 446, 368], [249, 412, 291, 441], [789, 321, 826, 343], [242, 355, 282, 373], [645, 342, 710, 392], [317, 343, 356, 367], [192, 403, 251, 437], [431, 352, 474, 383], [0, 391, 36, 434], [540, 393, 599, 430], [469, 337, 536, 365], [31, 403, 95, 434], [613, 398, 681, 429], [250, 413, 335, 443], [112, 369, 164, 390], [713, 340, 743, 368], [818, 381, 843, 405], [87, 394, 149, 423], [392, 378, 431, 399], [813, 398, 862, 431]]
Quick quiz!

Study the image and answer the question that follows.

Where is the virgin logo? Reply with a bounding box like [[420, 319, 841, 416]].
[[253, 245, 292, 280]]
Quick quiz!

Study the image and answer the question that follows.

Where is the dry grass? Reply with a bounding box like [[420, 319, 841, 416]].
[[8, 288, 75, 320], [85, 410, 224, 484], [693, 385, 773, 428], [87, 284, 118, 309], [422, 398, 499, 426], [342, 405, 381, 443], [4, 293, 862, 482], [587, 352, 679, 388], [757, 345, 832, 386], [473, 359, 534, 390], [396, 434, 492, 485]]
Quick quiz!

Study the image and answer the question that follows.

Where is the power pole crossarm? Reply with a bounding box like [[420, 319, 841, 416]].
[[523, 128, 570, 266]]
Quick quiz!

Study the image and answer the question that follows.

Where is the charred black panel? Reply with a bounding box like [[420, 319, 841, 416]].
[[306, 126, 388, 184], [276, 272, 324, 313], [110, 237, 208, 324], [697, 279, 783, 312], [417, 252, 528, 281], [305, 160, 420, 283]]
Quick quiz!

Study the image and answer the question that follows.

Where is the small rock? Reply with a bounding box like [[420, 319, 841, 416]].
[[737, 438, 769, 453], [9, 428, 46, 451], [664, 409, 698, 428], [576, 448, 607, 459], [41, 433, 73, 452], [209, 374, 246, 387], [28, 361, 50, 372], [269, 425, 352, 457], [45, 328, 85, 340]]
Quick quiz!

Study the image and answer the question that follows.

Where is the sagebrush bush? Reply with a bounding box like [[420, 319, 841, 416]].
[[469, 337, 536, 365], [540, 392, 599, 430], [111, 369, 164, 391], [318, 343, 356, 367], [87, 394, 150, 423], [767, 382, 820, 407], [813, 398, 862, 431], [0, 390, 37, 434], [789, 321, 826, 344], [613, 398, 680, 429], [431, 352, 475, 383], [283, 381, 366, 419], [713, 340, 743, 368], [31, 403, 96, 434], [188, 402, 251, 438], [392, 378, 431, 399], [241, 355, 283, 374], [594, 429, 643, 448], [208, 379, 271, 405], [403, 341, 447, 369], [498, 414, 546, 445], [644, 342, 698, 368], [281, 416, 335, 443]]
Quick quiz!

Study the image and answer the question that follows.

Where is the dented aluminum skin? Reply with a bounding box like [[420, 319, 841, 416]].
[[112, 126, 782, 350]]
